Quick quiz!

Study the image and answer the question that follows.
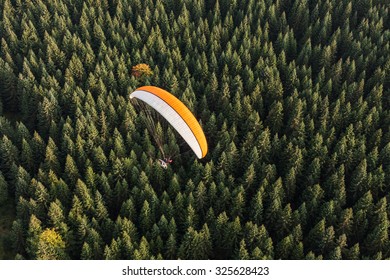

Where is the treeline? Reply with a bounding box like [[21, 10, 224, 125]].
[[0, 0, 389, 259]]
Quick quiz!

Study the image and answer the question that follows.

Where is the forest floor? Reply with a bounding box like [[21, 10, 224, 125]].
[[0, 200, 16, 259]]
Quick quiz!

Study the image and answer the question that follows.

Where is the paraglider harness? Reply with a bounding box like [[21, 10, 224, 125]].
[[158, 158, 173, 169]]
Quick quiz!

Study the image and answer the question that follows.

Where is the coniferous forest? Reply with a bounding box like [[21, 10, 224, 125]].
[[0, 0, 389, 260]]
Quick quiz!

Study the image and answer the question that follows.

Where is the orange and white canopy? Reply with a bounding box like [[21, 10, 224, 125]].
[[130, 86, 208, 159]]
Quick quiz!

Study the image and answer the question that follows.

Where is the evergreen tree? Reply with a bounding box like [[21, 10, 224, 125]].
[[0, 172, 9, 205], [0, 0, 388, 261], [26, 215, 42, 259]]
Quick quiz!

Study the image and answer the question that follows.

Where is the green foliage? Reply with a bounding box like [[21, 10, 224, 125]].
[[0, 0, 389, 260], [0, 172, 8, 205]]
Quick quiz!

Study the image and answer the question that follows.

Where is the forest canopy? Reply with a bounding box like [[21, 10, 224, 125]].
[[0, 0, 389, 260]]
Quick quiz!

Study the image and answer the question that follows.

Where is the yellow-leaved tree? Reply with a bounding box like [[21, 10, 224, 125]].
[[37, 228, 67, 260], [131, 63, 153, 78]]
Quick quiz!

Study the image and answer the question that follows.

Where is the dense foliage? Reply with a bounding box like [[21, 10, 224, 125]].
[[0, 0, 389, 260]]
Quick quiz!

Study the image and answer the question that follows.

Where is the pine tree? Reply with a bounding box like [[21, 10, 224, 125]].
[[178, 224, 212, 259], [133, 236, 150, 260], [0, 59, 17, 112], [363, 198, 389, 257], [64, 154, 80, 187], [14, 166, 32, 202], [0, 171, 8, 205], [249, 187, 264, 225], [104, 238, 121, 260], [266, 101, 284, 134], [140, 200, 153, 232], [26, 215, 42, 259], [43, 138, 61, 174], [237, 239, 250, 260], [0, 135, 19, 181]]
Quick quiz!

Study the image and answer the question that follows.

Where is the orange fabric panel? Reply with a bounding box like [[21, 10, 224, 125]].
[[137, 86, 208, 158]]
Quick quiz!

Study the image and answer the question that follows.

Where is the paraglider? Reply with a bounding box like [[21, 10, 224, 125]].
[[130, 86, 207, 167], [157, 158, 173, 169]]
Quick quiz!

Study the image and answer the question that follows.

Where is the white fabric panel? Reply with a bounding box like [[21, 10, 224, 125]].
[[130, 90, 203, 158]]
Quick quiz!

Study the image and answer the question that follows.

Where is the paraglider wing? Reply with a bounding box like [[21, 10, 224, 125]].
[[130, 86, 208, 159]]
